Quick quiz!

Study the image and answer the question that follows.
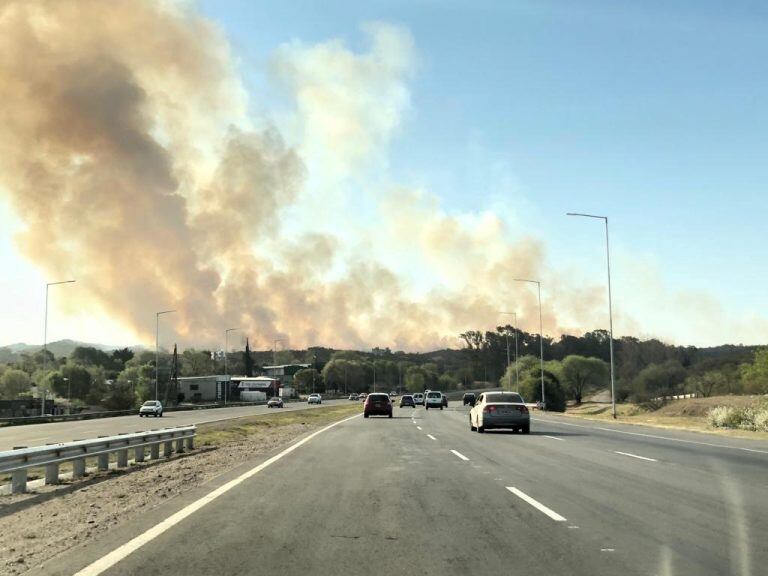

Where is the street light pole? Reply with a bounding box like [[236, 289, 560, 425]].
[[273, 338, 285, 367], [567, 212, 617, 419], [42, 280, 75, 415], [155, 310, 176, 402], [64, 377, 70, 415], [224, 328, 240, 404], [501, 311, 519, 388], [513, 279, 545, 409]]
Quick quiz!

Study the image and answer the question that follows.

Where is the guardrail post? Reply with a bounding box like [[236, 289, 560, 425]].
[[45, 462, 59, 485], [150, 443, 160, 460], [117, 449, 128, 468], [175, 438, 184, 453], [163, 441, 173, 458], [134, 446, 145, 462], [98, 453, 109, 471], [11, 469, 27, 494], [186, 435, 194, 450], [72, 457, 85, 478]]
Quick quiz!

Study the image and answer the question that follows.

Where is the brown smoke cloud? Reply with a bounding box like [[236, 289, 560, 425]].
[[0, 1, 606, 350]]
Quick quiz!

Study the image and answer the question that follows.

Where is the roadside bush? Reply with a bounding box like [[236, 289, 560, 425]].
[[708, 403, 768, 431]]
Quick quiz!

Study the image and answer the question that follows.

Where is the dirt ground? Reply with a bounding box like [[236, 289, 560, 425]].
[[561, 395, 768, 440], [0, 404, 360, 575]]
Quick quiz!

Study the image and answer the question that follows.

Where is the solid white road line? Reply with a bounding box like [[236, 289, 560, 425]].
[[536, 417, 768, 454], [73, 413, 362, 576], [542, 435, 564, 441], [614, 450, 658, 462], [506, 487, 567, 522], [450, 449, 470, 461], [427, 434, 437, 440]]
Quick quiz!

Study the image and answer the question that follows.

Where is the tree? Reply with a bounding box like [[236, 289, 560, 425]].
[[111, 347, 134, 366], [181, 349, 215, 376], [0, 369, 32, 398], [70, 346, 112, 368], [740, 349, 768, 394], [294, 369, 323, 393], [502, 355, 566, 411], [562, 355, 609, 404], [102, 380, 136, 410], [243, 339, 254, 377], [632, 361, 687, 404]]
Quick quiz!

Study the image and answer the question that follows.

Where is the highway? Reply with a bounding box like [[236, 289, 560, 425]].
[[0, 400, 347, 451], [30, 402, 768, 576]]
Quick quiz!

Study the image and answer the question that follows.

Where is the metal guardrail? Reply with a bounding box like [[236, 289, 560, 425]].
[[0, 425, 196, 494]]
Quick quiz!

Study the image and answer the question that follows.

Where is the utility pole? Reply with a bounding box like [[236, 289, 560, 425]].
[[42, 279, 75, 415], [224, 328, 240, 404], [155, 310, 176, 402]]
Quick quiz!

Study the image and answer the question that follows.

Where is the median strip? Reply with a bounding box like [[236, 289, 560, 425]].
[[506, 486, 567, 522], [614, 450, 658, 462]]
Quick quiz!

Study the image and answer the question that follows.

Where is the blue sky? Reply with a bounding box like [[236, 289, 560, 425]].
[[1, 0, 766, 348], [195, 0, 768, 340]]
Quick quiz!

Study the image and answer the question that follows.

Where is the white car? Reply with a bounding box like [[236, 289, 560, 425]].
[[412, 393, 424, 405], [425, 391, 443, 410], [469, 391, 530, 434], [307, 394, 322, 404], [139, 400, 163, 417]]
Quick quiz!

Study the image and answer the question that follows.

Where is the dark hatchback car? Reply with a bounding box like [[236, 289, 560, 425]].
[[463, 393, 476, 406], [364, 393, 393, 418], [442, 394, 448, 407], [400, 395, 415, 408]]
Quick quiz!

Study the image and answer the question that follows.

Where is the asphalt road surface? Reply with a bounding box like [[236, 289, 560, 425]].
[[0, 400, 347, 451], [30, 402, 768, 576]]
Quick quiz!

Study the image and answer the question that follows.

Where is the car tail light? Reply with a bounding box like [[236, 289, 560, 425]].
[[484, 405, 497, 414], [519, 405, 529, 414]]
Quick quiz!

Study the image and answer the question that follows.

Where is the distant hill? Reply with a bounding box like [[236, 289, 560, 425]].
[[0, 339, 147, 359]]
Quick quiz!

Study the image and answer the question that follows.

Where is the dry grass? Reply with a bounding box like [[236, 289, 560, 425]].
[[196, 403, 362, 446], [561, 396, 768, 440]]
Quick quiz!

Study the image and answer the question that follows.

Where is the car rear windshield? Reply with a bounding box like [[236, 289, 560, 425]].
[[485, 393, 523, 404], [427, 392, 441, 398], [402, 395, 413, 400], [367, 394, 389, 401], [142, 401, 157, 406]]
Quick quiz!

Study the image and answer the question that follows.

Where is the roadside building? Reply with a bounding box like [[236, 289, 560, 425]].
[[177, 375, 231, 403], [231, 376, 280, 398], [262, 364, 310, 388]]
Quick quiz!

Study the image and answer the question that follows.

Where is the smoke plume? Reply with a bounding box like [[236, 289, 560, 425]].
[[0, 1, 606, 350]]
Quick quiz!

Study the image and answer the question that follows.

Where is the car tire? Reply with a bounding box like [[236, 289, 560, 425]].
[[469, 416, 476, 431], [522, 424, 530, 434], [440, 406, 443, 410], [364, 413, 369, 418], [477, 421, 485, 433], [388, 413, 392, 418]]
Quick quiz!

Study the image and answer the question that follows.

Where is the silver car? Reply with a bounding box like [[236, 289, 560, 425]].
[[139, 400, 163, 417], [469, 392, 529, 434]]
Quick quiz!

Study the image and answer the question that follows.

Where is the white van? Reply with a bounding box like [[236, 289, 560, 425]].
[[425, 391, 443, 410], [412, 393, 424, 405]]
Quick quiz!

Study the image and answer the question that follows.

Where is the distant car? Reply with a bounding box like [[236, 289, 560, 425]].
[[400, 395, 415, 408], [463, 393, 476, 406], [389, 391, 397, 397], [442, 394, 449, 408], [425, 391, 443, 410], [364, 393, 393, 418], [469, 392, 530, 434], [348, 393, 359, 401], [412, 393, 424, 405], [308, 394, 322, 405], [359, 393, 368, 401], [139, 400, 163, 417], [267, 397, 284, 408]]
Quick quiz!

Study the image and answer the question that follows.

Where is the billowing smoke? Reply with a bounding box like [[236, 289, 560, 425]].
[[0, 1, 605, 350]]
